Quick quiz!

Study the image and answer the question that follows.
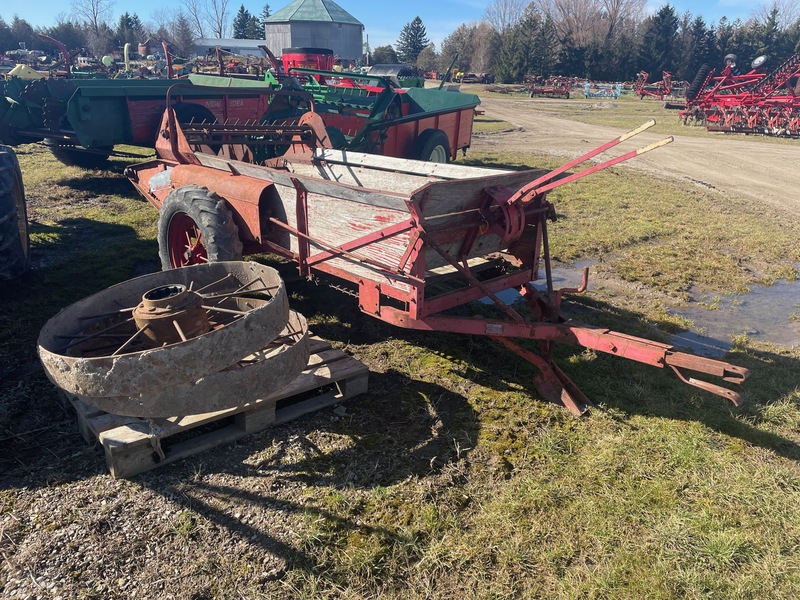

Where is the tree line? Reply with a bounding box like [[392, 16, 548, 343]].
[[388, 0, 800, 83], [3, 0, 800, 83], [0, 2, 271, 60]]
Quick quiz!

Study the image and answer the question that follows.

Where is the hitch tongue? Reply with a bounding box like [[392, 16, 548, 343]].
[[665, 352, 750, 406]]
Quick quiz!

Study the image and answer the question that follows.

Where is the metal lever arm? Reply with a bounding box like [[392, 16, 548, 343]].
[[565, 326, 749, 405]]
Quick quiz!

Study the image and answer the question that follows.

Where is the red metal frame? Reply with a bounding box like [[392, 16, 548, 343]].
[[127, 113, 750, 415], [528, 76, 572, 98], [681, 53, 800, 136], [634, 71, 673, 100]]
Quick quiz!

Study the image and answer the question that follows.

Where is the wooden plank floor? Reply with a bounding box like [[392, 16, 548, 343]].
[[58, 337, 368, 478]]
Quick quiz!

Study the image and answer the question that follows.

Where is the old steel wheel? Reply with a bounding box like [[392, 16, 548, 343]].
[[38, 262, 291, 404], [158, 185, 243, 270], [98, 310, 311, 417]]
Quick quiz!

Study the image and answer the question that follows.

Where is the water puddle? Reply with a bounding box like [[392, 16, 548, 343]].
[[479, 263, 594, 305], [478, 264, 800, 358], [671, 279, 800, 356]]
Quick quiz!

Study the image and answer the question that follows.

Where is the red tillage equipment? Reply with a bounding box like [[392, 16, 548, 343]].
[[680, 53, 800, 136], [528, 77, 572, 98], [633, 71, 673, 100], [125, 98, 750, 415]]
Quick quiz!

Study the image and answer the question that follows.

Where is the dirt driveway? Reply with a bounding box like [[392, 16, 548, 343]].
[[476, 97, 800, 215]]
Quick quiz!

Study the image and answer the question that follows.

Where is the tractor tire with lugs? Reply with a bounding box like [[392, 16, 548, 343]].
[[0, 145, 29, 280], [158, 185, 243, 270], [686, 64, 710, 100], [413, 129, 450, 163]]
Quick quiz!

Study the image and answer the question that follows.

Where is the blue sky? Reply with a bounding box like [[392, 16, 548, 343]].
[[3, 0, 759, 49]]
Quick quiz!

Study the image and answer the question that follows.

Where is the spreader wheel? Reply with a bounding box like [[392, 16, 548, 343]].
[[172, 102, 216, 124], [158, 185, 243, 271], [413, 129, 450, 163]]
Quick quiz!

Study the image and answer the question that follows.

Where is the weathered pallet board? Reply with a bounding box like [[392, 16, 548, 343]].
[[57, 337, 368, 478]]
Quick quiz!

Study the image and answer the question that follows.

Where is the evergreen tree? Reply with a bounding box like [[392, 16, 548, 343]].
[[396, 16, 430, 64], [44, 20, 87, 55], [754, 7, 780, 58], [728, 19, 758, 67], [530, 14, 558, 78], [246, 15, 261, 39], [232, 5, 254, 39], [372, 45, 398, 64], [259, 4, 272, 29], [495, 6, 551, 82], [715, 17, 736, 66], [557, 36, 586, 78], [679, 16, 715, 82], [116, 13, 145, 45], [173, 12, 196, 57], [0, 18, 13, 53], [10, 17, 36, 53], [639, 4, 679, 75]]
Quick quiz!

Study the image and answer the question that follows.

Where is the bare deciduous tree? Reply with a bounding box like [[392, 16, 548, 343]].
[[600, 0, 645, 39], [540, 0, 642, 46], [207, 0, 231, 38], [540, 0, 601, 45], [181, 0, 207, 38], [148, 9, 174, 38], [71, 0, 114, 36], [484, 0, 529, 35], [753, 0, 800, 29], [471, 22, 502, 72]]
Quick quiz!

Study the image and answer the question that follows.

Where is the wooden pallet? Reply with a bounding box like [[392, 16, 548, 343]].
[[58, 337, 368, 478]]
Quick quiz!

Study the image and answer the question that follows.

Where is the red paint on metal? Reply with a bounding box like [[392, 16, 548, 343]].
[[681, 52, 800, 136], [128, 112, 749, 413]]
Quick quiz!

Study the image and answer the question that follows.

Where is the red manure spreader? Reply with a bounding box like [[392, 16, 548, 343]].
[[120, 90, 750, 414]]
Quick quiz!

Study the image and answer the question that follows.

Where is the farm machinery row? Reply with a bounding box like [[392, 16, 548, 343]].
[[680, 52, 800, 136], [0, 66, 479, 167]]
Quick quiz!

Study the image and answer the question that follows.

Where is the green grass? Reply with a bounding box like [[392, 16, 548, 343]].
[[462, 149, 800, 304], [3, 136, 800, 599]]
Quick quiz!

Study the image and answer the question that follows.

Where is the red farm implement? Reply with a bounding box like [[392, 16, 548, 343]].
[[680, 53, 800, 136], [125, 98, 749, 415], [633, 71, 673, 100], [528, 77, 572, 98]]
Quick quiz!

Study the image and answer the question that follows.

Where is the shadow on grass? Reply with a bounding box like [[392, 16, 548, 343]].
[[57, 173, 141, 198], [126, 370, 477, 586], [0, 217, 158, 487], [282, 274, 800, 464]]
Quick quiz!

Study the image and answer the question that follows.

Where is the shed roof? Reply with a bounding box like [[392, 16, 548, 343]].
[[266, 0, 362, 25], [195, 38, 266, 48]]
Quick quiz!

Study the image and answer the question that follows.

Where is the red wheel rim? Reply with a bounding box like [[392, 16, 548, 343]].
[[168, 212, 208, 267]]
